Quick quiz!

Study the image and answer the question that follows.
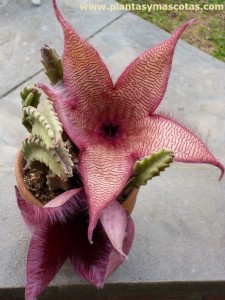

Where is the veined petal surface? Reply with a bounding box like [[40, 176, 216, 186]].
[[38, 1, 224, 238], [78, 145, 135, 242], [52, 0, 113, 115], [131, 115, 224, 176], [115, 20, 194, 117]]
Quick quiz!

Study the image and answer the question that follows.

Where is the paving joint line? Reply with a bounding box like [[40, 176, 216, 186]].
[[0, 11, 128, 101], [0, 69, 44, 100], [87, 11, 128, 39]]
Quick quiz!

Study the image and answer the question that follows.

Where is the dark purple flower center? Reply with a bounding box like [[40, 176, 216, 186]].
[[102, 123, 120, 140]]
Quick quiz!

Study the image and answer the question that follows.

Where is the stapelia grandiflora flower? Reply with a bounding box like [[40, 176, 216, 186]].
[[39, 0, 224, 243], [16, 187, 134, 300]]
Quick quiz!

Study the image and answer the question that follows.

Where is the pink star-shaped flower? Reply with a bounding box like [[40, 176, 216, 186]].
[[39, 0, 224, 243]]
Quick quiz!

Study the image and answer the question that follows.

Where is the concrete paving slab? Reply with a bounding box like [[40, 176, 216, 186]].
[[0, 0, 124, 98], [0, 166, 225, 298]]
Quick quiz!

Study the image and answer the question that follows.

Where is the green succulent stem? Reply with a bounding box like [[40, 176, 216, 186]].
[[124, 149, 174, 192], [20, 87, 74, 191], [41, 45, 63, 84], [22, 137, 73, 178], [23, 106, 56, 148], [23, 99, 63, 149], [20, 87, 41, 132]]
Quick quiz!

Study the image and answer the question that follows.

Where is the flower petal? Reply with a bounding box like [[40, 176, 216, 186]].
[[132, 115, 224, 177], [69, 196, 135, 288], [44, 188, 82, 208], [100, 200, 130, 258], [70, 216, 111, 288], [37, 82, 90, 148], [15, 186, 83, 227], [39, 0, 116, 149], [78, 145, 135, 243], [52, 0, 113, 106], [104, 213, 134, 280], [115, 20, 194, 117], [25, 221, 70, 300]]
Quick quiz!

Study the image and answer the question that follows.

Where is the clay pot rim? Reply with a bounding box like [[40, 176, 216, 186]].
[[15, 150, 139, 213], [15, 150, 43, 207]]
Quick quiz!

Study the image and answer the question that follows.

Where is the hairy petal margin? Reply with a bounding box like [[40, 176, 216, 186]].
[[70, 200, 135, 288], [16, 187, 82, 227], [25, 221, 71, 300]]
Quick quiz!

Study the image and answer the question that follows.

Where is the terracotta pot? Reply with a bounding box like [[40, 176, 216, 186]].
[[15, 150, 139, 213], [121, 188, 139, 214], [15, 150, 43, 207]]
